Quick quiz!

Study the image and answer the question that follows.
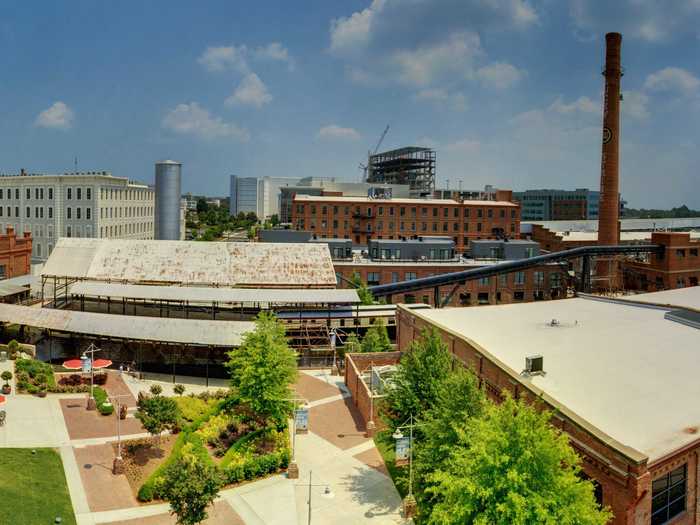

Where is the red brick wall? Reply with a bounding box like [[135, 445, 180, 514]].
[[292, 198, 520, 253], [334, 262, 567, 306], [344, 351, 402, 429], [0, 227, 32, 278]]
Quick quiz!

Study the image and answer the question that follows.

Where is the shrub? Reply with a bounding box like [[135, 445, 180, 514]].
[[93, 372, 108, 385], [1, 371, 12, 385], [7, 339, 19, 359], [99, 402, 114, 416], [26, 384, 38, 394], [150, 384, 163, 396], [138, 483, 155, 502], [59, 374, 82, 386], [174, 384, 186, 396], [196, 413, 231, 445], [174, 396, 217, 423]]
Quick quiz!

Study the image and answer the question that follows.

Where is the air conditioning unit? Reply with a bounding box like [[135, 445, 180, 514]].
[[523, 355, 544, 376]]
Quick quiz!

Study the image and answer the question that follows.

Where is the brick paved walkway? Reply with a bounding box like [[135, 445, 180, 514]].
[[61, 398, 144, 440]]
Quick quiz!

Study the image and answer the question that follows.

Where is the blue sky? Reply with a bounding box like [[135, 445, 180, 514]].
[[1, 0, 699, 208]]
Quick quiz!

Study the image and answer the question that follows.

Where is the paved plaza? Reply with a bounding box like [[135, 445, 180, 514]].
[[0, 363, 408, 524]]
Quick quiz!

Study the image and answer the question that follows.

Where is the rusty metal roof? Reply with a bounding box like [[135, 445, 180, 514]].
[[42, 238, 337, 287], [0, 303, 252, 346]]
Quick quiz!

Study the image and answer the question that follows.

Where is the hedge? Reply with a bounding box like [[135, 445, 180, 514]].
[[138, 399, 223, 502]]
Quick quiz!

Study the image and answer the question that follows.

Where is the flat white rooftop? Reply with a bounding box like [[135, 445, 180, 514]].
[[409, 293, 700, 463], [621, 287, 700, 312]]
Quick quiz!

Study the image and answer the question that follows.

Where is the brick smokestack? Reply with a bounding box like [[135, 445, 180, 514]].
[[597, 32, 622, 283], [598, 32, 622, 246]]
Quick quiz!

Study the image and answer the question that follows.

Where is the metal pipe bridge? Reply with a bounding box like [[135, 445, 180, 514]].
[[368, 244, 664, 306]]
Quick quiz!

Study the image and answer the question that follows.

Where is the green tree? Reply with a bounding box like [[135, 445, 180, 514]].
[[427, 395, 612, 525], [226, 312, 297, 427], [150, 384, 163, 396], [196, 199, 208, 214], [270, 214, 280, 226], [383, 329, 453, 429], [137, 395, 179, 443], [350, 272, 374, 305], [160, 443, 223, 525], [414, 368, 485, 517], [174, 384, 186, 396], [361, 319, 391, 353], [343, 333, 361, 355]]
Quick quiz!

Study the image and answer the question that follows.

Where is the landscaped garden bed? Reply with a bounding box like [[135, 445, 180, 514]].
[[14, 358, 109, 395]]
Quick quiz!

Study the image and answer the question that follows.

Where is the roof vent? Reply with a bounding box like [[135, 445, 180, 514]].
[[549, 318, 560, 327], [522, 355, 545, 377]]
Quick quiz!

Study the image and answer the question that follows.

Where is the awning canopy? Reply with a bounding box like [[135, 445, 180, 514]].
[[0, 304, 253, 347], [69, 282, 360, 305]]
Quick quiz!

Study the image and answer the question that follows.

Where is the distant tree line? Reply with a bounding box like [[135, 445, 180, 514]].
[[623, 205, 700, 219]]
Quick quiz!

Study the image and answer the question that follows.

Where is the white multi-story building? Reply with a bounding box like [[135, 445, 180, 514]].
[[230, 175, 301, 219], [0, 170, 155, 261]]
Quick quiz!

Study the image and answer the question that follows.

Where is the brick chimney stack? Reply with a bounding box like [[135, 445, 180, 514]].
[[597, 32, 622, 283]]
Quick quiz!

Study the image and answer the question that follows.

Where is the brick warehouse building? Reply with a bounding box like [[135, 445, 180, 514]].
[[0, 226, 32, 278], [291, 192, 520, 253], [624, 232, 700, 291], [397, 289, 700, 525]]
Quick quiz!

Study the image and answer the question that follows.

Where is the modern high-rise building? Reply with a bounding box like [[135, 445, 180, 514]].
[[155, 160, 182, 240], [229, 175, 302, 219], [0, 169, 154, 261], [513, 189, 603, 221]]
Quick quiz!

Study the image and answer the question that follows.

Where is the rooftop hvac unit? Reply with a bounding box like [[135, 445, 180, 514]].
[[522, 355, 545, 377]]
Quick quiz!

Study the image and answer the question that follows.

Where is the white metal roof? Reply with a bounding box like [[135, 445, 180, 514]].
[[41, 238, 337, 287], [407, 295, 700, 463], [0, 304, 253, 346], [69, 282, 360, 304], [620, 287, 700, 312]]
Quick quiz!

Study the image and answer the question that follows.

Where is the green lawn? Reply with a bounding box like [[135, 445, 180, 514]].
[[374, 430, 410, 499], [0, 448, 76, 525]]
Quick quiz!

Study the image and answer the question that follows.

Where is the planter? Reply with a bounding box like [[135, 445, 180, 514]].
[[119, 405, 127, 420], [1, 385, 10, 395], [37, 390, 47, 398]]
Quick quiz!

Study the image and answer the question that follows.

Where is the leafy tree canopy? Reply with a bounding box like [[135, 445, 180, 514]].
[[361, 319, 392, 353], [136, 395, 180, 441], [160, 443, 223, 525], [427, 395, 612, 525], [226, 312, 297, 427], [350, 272, 375, 305]]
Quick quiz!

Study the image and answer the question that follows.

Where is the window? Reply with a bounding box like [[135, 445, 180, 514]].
[[26, 188, 30, 199], [76, 208, 81, 220], [691, 248, 698, 257], [391, 272, 399, 283], [34, 188, 39, 199], [676, 249, 686, 257], [67, 188, 72, 200], [66, 226, 72, 237], [0, 207, 3, 217], [405, 272, 417, 280], [14, 206, 18, 217], [652, 464, 686, 525], [515, 271, 525, 285], [479, 277, 490, 286], [48, 188, 53, 200], [0, 189, 3, 199], [48, 207, 53, 219], [86, 188, 91, 200], [14, 189, 19, 199], [25, 206, 30, 218], [477, 208, 483, 218], [367, 272, 381, 285], [534, 271, 544, 286], [86, 208, 91, 220], [40, 188, 44, 199], [499, 274, 507, 286], [67, 207, 72, 219], [34, 207, 39, 218], [77, 187, 82, 200]]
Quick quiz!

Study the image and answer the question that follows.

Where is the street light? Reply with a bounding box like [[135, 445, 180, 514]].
[[392, 413, 422, 518], [365, 363, 376, 437], [81, 343, 101, 411], [287, 395, 308, 480], [110, 394, 131, 475]]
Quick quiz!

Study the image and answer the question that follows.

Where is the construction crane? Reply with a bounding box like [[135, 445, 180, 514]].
[[360, 124, 390, 182]]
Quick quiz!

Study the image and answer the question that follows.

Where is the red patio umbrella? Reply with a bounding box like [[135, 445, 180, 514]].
[[62, 358, 113, 370], [0, 395, 6, 405]]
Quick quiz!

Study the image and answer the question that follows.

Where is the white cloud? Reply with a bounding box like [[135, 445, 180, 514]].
[[317, 125, 361, 141], [197, 45, 250, 73], [548, 96, 598, 115], [445, 138, 481, 153], [253, 42, 295, 71], [162, 102, 249, 141], [35, 101, 74, 130], [198, 42, 295, 73], [393, 32, 483, 87], [476, 62, 524, 89], [414, 88, 467, 111], [570, 0, 700, 42], [622, 91, 650, 120], [225, 74, 273, 108], [644, 67, 700, 95], [329, 0, 382, 56]]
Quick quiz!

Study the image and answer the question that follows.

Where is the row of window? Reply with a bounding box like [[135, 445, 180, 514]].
[[298, 204, 517, 220], [675, 248, 699, 257], [298, 219, 517, 234], [2, 220, 153, 240], [357, 270, 560, 287], [0, 186, 153, 203], [0, 205, 154, 220]]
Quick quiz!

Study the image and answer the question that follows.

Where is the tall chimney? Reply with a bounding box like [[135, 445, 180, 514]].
[[597, 32, 622, 283]]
